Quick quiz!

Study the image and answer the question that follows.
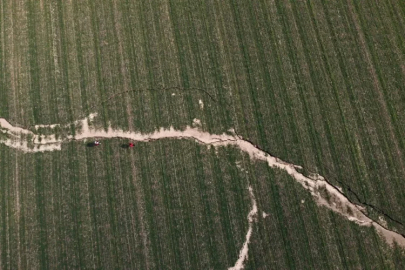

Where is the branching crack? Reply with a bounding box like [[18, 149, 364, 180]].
[[1, 113, 405, 248]]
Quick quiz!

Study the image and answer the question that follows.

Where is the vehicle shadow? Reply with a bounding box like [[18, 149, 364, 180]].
[[86, 142, 96, 147]]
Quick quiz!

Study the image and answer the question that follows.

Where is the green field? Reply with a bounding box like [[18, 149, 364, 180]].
[[1, 0, 405, 269]]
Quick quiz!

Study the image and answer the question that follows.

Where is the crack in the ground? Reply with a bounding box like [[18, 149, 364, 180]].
[[24, 84, 405, 234], [331, 177, 405, 228], [8, 86, 218, 131], [102, 86, 219, 103], [98, 86, 405, 232], [233, 130, 405, 235], [1, 113, 405, 248]]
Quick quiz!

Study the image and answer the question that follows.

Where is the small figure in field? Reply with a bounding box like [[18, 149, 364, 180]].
[[120, 142, 134, 149], [86, 140, 101, 147]]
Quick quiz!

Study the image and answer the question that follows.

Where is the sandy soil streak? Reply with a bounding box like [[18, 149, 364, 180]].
[[228, 186, 258, 270], [1, 113, 405, 269]]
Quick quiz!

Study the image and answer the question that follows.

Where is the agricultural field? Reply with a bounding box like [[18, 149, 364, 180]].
[[1, 0, 405, 269]]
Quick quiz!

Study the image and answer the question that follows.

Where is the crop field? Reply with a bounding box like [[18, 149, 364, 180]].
[[1, 0, 405, 269]]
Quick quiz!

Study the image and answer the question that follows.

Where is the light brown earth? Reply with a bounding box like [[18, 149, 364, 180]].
[[1, 112, 405, 265], [228, 186, 258, 270]]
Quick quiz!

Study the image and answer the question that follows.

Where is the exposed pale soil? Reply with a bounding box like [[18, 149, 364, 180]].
[[1, 113, 405, 267], [228, 186, 258, 270], [199, 99, 204, 109]]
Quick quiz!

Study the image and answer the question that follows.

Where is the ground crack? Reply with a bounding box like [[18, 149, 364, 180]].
[[328, 177, 405, 229], [232, 129, 405, 245], [1, 113, 404, 248]]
